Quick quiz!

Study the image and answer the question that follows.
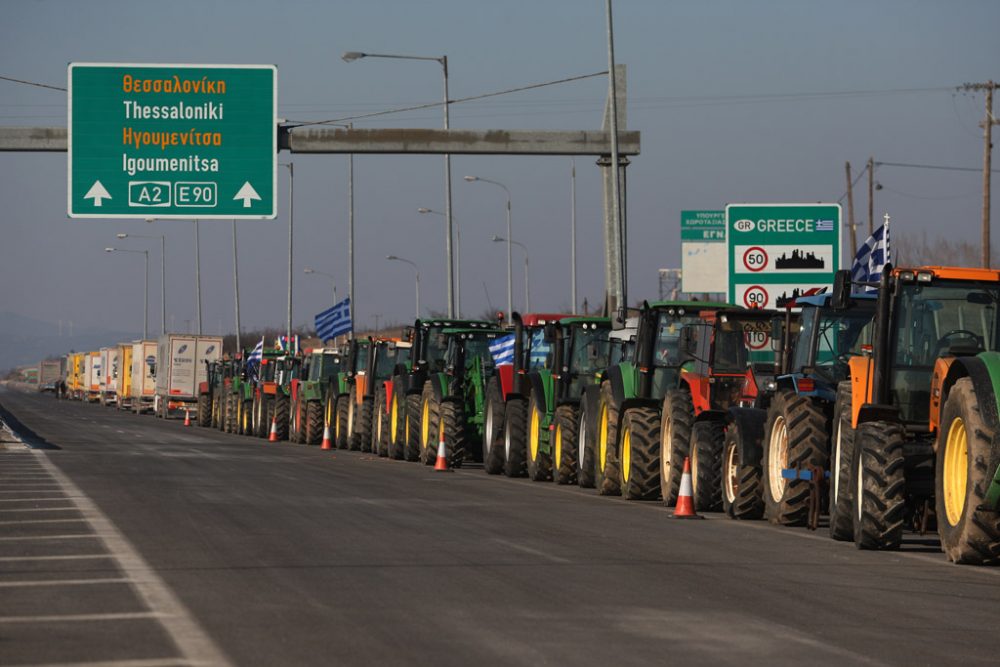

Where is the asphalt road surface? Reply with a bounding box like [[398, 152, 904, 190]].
[[1, 387, 998, 667]]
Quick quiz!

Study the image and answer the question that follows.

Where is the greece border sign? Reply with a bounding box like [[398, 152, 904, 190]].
[[726, 203, 841, 308], [68, 63, 276, 219]]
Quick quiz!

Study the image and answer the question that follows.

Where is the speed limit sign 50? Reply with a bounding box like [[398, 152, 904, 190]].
[[742, 246, 768, 272]]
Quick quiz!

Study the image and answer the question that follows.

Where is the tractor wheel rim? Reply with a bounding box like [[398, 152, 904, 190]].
[[768, 415, 788, 502], [691, 441, 699, 496], [661, 415, 673, 489], [944, 416, 969, 526], [578, 408, 588, 472], [422, 399, 430, 450], [529, 405, 541, 462], [554, 423, 562, 470], [391, 395, 398, 442], [724, 439, 738, 504], [621, 421, 631, 483], [485, 402, 494, 457], [832, 419, 843, 504], [599, 403, 609, 473]]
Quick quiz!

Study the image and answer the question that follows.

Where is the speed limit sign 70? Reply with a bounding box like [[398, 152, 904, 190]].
[[743, 285, 768, 308]]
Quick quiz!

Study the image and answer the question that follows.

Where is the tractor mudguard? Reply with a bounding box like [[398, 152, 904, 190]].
[[848, 355, 874, 428], [384, 379, 395, 413], [932, 354, 1000, 447], [856, 403, 900, 425], [693, 408, 727, 424], [604, 364, 636, 409], [681, 376, 712, 415], [406, 368, 428, 396], [198, 381, 209, 395], [620, 397, 659, 414], [527, 371, 553, 413], [497, 364, 515, 399], [728, 407, 768, 467], [430, 373, 447, 401]]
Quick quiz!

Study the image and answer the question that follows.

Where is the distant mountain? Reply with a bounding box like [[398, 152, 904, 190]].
[[0, 312, 138, 373]]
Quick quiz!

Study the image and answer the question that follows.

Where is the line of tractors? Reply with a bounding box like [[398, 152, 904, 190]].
[[59, 262, 1000, 565]]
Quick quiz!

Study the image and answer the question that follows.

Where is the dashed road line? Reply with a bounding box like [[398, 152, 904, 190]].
[[0, 554, 111, 562], [0, 578, 131, 587], [0, 611, 165, 623]]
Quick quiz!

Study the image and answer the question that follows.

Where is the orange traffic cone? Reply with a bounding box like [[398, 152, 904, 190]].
[[268, 415, 279, 442], [671, 456, 704, 520], [434, 436, 451, 472], [321, 422, 333, 450], [183, 408, 191, 427]]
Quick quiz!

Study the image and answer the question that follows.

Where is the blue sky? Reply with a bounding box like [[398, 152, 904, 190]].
[[1, 0, 997, 337]]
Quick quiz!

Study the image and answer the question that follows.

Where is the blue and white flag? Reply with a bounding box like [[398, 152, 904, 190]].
[[850, 220, 890, 292], [489, 333, 516, 365], [529, 329, 552, 368], [816, 219, 835, 232], [246, 337, 264, 383], [315, 298, 352, 341]]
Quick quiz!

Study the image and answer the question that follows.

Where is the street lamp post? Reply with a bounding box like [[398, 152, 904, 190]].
[[344, 50, 455, 318], [105, 247, 148, 339], [418, 207, 461, 317], [492, 236, 529, 312], [570, 158, 577, 312], [280, 163, 294, 342], [304, 267, 338, 304], [232, 219, 241, 353], [386, 255, 420, 319], [194, 220, 202, 335], [116, 232, 165, 335], [465, 176, 512, 322]]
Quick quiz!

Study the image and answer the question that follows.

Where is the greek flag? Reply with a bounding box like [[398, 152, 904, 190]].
[[529, 329, 552, 368], [246, 338, 264, 383], [816, 219, 835, 232], [489, 333, 516, 365], [850, 221, 890, 292], [315, 298, 352, 341]]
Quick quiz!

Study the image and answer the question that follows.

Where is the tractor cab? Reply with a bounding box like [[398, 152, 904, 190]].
[[551, 317, 613, 403]]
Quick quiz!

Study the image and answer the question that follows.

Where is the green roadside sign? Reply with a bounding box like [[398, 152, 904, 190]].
[[68, 63, 276, 219], [680, 210, 725, 241], [726, 203, 841, 309]]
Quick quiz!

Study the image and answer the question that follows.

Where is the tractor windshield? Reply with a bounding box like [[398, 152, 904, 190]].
[[353, 344, 370, 373], [528, 329, 554, 370], [891, 280, 1000, 422], [259, 359, 276, 382], [651, 312, 704, 398], [566, 326, 612, 396], [792, 305, 874, 385], [463, 335, 497, 372], [374, 345, 410, 380], [308, 355, 341, 381], [423, 326, 449, 370]]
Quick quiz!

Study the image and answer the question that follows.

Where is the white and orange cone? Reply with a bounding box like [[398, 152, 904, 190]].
[[434, 436, 451, 472], [321, 422, 333, 450], [671, 456, 704, 520], [268, 415, 279, 442], [183, 408, 191, 427]]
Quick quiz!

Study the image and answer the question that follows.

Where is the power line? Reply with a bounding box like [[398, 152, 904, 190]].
[[0, 75, 66, 92], [286, 71, 609, 128], [875, 160, 1000, 174]]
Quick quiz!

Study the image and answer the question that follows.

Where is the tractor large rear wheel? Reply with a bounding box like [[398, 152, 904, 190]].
[[483, 379, 506, 475], [763, 390, 828, 526], [405, 394, 422, 462], [721, 421, 764, 520], [619, 406, 661, 501], [253, 393, 266, 438], [197, 393, 211, 427], [936, 378, 1000, 564], [829, 381, 856, 540], [503, 398, 528, 477], [306, 400, 323, 445], [577, 391, 598, 489], [419, 383, 440, 465], [274, 395, 289, 442], [439, 400, 469, 469], [355, 398, 374, 454], [552, 404, 579, 485], [660, 388, 693, 506], [853, 420, 906, 550], [691, 420, 724, 512], [595, 382, 622, 496], [373, 385, 388, 457], [335, 395, 350, 449], [526, 394, 552, 482]]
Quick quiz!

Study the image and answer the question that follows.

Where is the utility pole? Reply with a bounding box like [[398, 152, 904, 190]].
[[867, 156, 874, 237], [845, 161, 858, 261], [961, 81, 1000, 268]]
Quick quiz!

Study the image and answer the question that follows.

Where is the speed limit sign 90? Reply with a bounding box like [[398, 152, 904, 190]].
[[742, 246, 768, 272], [743, 285, 768, 308]]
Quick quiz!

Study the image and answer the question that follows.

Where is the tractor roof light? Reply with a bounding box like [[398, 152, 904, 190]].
[[916, 272, 934, 283], [677, 308, 686, 315], [720, 314, 728, 323], [899, 271, 916, 282], [667, 308, 676, 316]]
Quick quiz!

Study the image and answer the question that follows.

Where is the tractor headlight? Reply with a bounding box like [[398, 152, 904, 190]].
[[916, 271, 933, 283], [899, 271, 915, 282]]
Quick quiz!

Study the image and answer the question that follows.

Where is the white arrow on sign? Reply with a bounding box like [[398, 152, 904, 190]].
[[233, 182, 261, 208], [84, 180, 111, 207]]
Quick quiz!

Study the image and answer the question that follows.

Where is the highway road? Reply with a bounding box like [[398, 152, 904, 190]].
[[1, 387, 998, 667]]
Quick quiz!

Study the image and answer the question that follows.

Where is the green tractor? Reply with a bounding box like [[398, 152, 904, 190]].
[[201, 359, 229, 429], [289, 348, 343, 445], [224, 353, 256, 436], [368, 338, 413, 456], [331, 338, 370, 450], [518, 317, 614, 484], [388, 318, 495, 462], [484, 313, 572, 478], [829, 264, 1000, 563], [418, 327, 505, 467]]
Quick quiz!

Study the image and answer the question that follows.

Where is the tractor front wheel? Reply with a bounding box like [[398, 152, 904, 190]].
[[526, 395, 552, 482], [660, 388, 693, 506], [721, 421, 764, 520], [483, 379, 506, 474], [419, 383, 440, 465], [197, 393, 211, 427], [439, 400, 468, 468], [619, 406, 661, 501], [691, 420, 724, 512], [763, 390, 828, 526], [829, 381, 856, 540], [853, 420, 906, 550], [577, 392, 598, 489], [405, 394, 422, 462], [306, 400, 323, 445], [595, 382, 622, 496], [503, 398, 528, 477], [552, 404, 579, 485]]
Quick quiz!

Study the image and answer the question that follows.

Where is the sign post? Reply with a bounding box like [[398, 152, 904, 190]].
[[726, 203, 841, 308], [68, 63, 276, 219]]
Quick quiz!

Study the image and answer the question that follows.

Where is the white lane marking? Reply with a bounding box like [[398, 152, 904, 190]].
[[15, 658, 192, 667], [0, 534, 95, 541], [0, 497, 70, 502], [35, 452, 234, 667], [0, 578, 130, 587], [0, 506, 78, 512], [0, 554, 111, 562], [493, 538, 571, 563], [0, 612, 164, 623], [0, 518, 87, 525]]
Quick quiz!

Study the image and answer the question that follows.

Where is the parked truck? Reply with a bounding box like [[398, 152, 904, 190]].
[[38, 359, 62, 393], [116, 343, 134, 410], [100, 346, 120, 406], [153, 334, 223, 419], [130, 340, 158, 414]]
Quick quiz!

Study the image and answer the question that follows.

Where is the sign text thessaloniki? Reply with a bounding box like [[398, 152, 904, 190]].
[[68, 63, 277, 219]]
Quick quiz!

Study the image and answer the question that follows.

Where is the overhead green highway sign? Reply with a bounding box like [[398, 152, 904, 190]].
[[68, 63, 276, 219]]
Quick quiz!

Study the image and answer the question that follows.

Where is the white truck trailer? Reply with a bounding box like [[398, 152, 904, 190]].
[[154, 334, 223, 419], [130, 340, 158, 414]]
